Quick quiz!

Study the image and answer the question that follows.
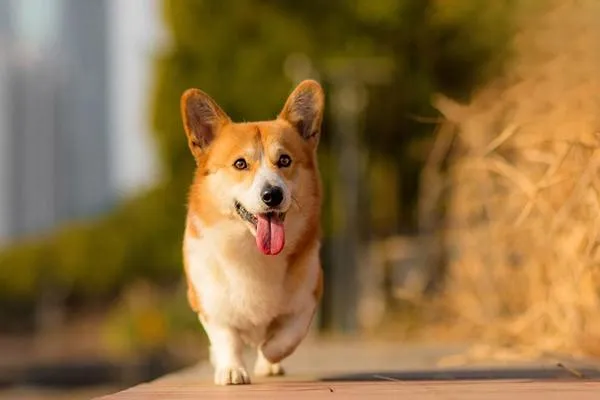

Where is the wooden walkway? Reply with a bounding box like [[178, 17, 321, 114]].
[[97, 380, 600, 400], [95, 339, 600, 400]]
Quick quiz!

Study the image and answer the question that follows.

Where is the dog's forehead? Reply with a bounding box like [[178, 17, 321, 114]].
[[206, 120, 310, 170], [221, 121, 296, 152], [206, 123, 258, 163], [259, 121, 311, 154]]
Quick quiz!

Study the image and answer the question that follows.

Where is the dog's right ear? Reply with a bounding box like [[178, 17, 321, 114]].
[[181, 88, 231, 157]]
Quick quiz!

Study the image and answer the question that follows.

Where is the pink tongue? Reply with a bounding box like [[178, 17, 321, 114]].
[[256, 214, 285, 255]]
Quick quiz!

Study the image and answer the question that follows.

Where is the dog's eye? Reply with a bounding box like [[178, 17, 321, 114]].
[[233, 158, 248, 170], [277, 154, 292, 168]]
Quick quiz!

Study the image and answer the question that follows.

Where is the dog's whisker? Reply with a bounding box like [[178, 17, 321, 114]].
[[291, 198, 308, 217], [291, 195, 303, 211]]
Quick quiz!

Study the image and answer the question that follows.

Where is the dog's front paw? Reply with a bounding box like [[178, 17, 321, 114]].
[[214, 366, 251, 385], [260, 338, 296, 365], [254, 360, 285, 377]]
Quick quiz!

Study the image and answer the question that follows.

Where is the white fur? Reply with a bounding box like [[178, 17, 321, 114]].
[[254, 349, 284, 377], [203, 158, 293, 225], [184, 213, 319, 385], [238, 164, 292, 214], [182, 80, 324, 386]]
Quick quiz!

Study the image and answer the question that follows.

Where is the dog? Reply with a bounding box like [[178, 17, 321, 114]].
[[180, 80, 325, 385]]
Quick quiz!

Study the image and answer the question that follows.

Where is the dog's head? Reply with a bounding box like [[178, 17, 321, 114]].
[[181, 80, 324, 256]]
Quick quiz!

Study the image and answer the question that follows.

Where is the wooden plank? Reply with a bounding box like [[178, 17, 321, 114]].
[[93, 340, 600, 399], [96, 380, 600, 400]]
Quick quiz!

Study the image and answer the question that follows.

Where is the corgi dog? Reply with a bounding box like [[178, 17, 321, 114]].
[[180, 80, 325, 385]]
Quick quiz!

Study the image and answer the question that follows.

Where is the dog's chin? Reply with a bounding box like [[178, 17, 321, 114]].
[[243, 219, 258, 237], [233, 200, 286, 237]]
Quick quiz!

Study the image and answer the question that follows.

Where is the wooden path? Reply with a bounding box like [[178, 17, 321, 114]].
[[95, 339, 600, 399], [97, 379, 600, 400]]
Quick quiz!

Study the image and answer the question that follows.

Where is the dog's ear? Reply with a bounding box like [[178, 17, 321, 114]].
[[181, 88, 231, 156], [279, 80, 325, 147]]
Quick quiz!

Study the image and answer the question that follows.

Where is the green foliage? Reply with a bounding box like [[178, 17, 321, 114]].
[[428, 0, 515, 100], [0, 0, 514, 318], [101, 281, 202, 358], [0, 184, 185, 311]]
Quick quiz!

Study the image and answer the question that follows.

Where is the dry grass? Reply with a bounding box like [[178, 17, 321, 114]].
[[425, 0, 600, 360]]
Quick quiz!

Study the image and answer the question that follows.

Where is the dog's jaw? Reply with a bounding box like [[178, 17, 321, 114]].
[[233, 200, 287, 236], [233, 200, 289, 255]]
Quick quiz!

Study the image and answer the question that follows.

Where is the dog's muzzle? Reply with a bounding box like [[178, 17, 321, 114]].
[[234, 201, 286, 226], [234, 201, 257, 225]]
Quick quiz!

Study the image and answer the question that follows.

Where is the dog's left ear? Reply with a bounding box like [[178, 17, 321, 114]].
[[279, 80, 325, 147]]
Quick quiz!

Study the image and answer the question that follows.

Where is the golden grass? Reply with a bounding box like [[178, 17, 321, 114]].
[[425, 0, 600, 360]]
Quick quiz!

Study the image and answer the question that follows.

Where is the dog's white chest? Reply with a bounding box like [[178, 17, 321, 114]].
[[185, 225, 288, 330]]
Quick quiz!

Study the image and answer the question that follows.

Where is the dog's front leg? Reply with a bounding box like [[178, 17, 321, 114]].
[[254, 347, 285, 377], [258, 298, 317, 367], [199, 316, 250, 385]]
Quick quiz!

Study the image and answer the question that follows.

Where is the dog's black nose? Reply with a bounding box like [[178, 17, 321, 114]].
[[261, 186, 284, 207]]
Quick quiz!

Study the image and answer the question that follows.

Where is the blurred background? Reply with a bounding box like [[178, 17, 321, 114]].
[[1, 0, 600, 398]]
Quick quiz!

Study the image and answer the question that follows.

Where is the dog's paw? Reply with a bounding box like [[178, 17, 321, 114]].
[[260, 339, 297, 365], [254, 360, 285, 377], [214, 366, 251, 385]]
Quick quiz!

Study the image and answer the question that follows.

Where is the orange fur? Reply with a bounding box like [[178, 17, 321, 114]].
[[184, 119, 322, 314], [179, 80, 325, 385]]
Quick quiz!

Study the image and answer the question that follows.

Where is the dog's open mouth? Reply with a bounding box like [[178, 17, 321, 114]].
[[234, 201, 258, 226], [234, 201, 286, 256], [234, 201, 286, 226]]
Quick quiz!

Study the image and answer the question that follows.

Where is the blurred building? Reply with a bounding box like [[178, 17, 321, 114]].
[[0, 0, 162, 244]]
